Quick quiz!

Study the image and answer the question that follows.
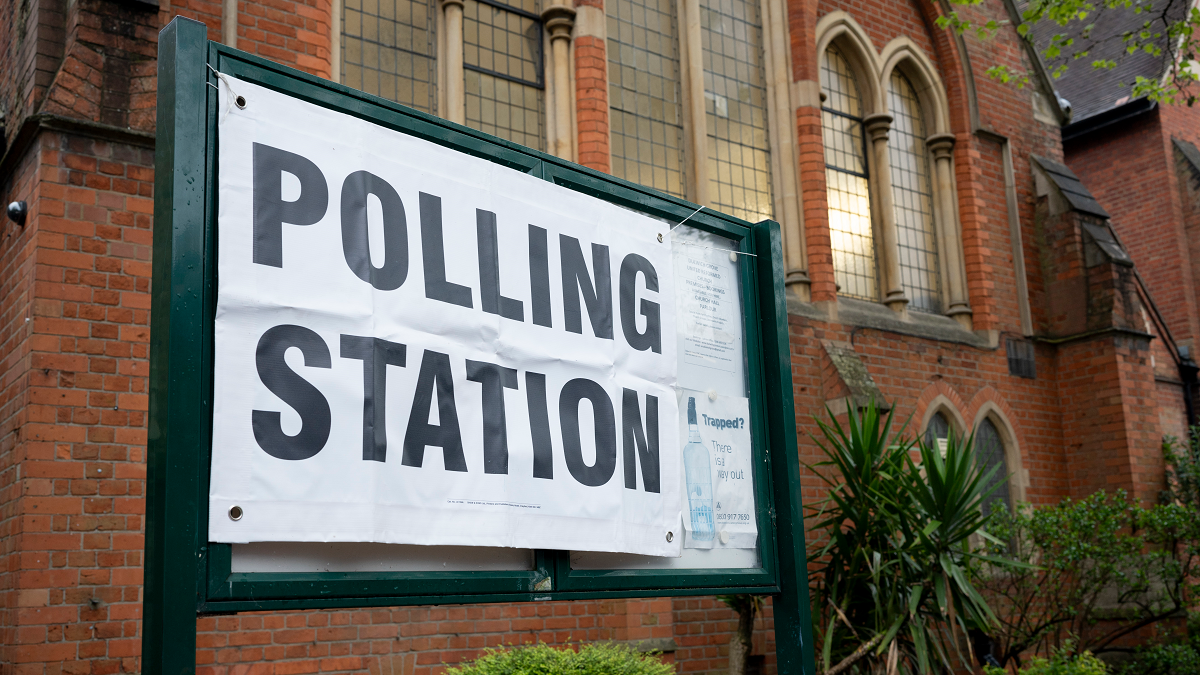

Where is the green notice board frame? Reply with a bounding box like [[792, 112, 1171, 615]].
[[145, 16, 815, 675]]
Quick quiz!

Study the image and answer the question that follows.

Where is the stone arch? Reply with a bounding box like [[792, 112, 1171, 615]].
[[815, 11, 885, 114], [914, 380, 968, 438], [898, 0, 980, 133], [877, 36, 970, 323], [967, 389, 1029, 504], [919, 395, 968, 442], [879, 37, 951, 135]]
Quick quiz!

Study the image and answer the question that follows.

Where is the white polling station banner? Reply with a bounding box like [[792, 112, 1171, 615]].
[[209, 77, 682, 557]]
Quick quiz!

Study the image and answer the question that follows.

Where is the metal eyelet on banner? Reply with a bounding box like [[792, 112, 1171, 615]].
[[228, 505, 244, 521], [657, 233, 663, 243], [235, 96, 247, 109], [666, 531, 674, 542]]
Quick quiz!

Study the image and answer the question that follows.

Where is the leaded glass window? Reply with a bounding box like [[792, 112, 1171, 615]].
[[976, 418, 1011, 517], [924, 410, 950, 454], [607, 0, 686, 197], [343, 0, 438, 113], [821, 47, 876, 301], [463, 0, 546, 150], [702, 0, 773, 222], [887, 70, 940, 313]]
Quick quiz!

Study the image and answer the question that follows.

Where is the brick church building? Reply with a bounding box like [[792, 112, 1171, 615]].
[[0, 0, 1193, 667]]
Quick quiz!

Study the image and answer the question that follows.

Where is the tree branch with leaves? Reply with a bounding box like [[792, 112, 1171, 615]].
[[940, 0, 1200, 105]]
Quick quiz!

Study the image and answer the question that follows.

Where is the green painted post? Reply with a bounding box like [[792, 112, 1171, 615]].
[[753, 220, 817, 675], [145, 16, 211, 675]]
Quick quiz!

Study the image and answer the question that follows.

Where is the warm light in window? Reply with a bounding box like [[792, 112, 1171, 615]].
[[887, 70, 941, 313], [821, 46, 877, 300]]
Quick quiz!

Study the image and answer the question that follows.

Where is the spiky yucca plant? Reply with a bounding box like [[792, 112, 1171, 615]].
[[807, 401, 1021, 675]]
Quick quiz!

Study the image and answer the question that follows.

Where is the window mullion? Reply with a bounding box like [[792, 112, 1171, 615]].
[[863, 113, 908, 315], [677, 0, 710, 206], [443, 0, 467, 123]]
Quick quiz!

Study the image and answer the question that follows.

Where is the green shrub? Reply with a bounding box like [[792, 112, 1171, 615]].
[[1113, 643, 1200, 675], [983, 647, 1108, 675], [1112, 613, 1200, 675], [445, 642, 674, 675], [973, 484, 1200, 665]]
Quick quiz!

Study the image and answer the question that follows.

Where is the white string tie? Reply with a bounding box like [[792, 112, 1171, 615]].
[[208, 65, 243, 123]]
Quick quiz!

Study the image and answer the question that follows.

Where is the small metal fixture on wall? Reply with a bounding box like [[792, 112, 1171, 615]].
[[6, 200, 26, 226]]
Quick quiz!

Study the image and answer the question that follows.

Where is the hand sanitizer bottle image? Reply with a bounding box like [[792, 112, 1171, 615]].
[[684, 397, 715, 541]]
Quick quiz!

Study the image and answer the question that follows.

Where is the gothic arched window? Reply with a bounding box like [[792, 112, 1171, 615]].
[[924, 410, 950, 453], [887, 69, 940, 313], [821, 46, 877, 301], [976, 417, 1011, 517]]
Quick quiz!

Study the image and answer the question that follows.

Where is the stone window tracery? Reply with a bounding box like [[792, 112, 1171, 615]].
[[813, 13, 973, 327], [605, 0, 782, 222]]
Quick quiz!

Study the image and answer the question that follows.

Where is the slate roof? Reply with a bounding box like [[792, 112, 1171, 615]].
[[1026, 0, 1187, 123], [1032, 155, 1111, 217]]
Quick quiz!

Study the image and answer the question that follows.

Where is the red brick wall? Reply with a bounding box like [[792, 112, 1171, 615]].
[[1158, 380, 1187, 444], [195, 600, 677, 675], [673, 597, 775, 675], [0, 123, 44, 675], [1065, 110, 1200, 349], [28, 0, 159, 133], [0, 0, 67, 147], [814, 0, 938, 67], [160, 0, 226, 42], [1055, 333, 1164, 503], [1175, 149, 1200, 350], [235, 0, 333, 78], [0, 130, 153, 675], [1157, 103, 1200, 347], [787, 317, 1071, 508], [1162, 103, 1200, 360]]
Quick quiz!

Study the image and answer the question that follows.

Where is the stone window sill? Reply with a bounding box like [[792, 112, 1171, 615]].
[[786, 296, 990, 348]]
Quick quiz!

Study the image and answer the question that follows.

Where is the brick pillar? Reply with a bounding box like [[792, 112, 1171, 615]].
[[797, 105, 835, 303], [1058, 334, 1165, 504], [0, 129, 153, 675], [573, 0, 610, 173], [1034, 161, 1168, 505], [237, 0, 334, 78], [955, 135, 999, 333], [0, 131, 42, 674]]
